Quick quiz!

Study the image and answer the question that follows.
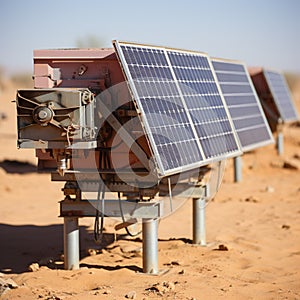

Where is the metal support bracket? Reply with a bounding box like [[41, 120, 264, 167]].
[[60, 199, 163, 219]]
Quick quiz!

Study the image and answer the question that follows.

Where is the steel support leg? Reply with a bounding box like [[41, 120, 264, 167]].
[[142, 218, 158, 274], [234, 156, 242, 183], [193, 198, 206, 246], [277, 132, 284, 156], [64, 217, 80, 270]]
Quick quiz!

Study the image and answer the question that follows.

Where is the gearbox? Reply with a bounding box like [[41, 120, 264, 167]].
[[16, 88, 97, 149]]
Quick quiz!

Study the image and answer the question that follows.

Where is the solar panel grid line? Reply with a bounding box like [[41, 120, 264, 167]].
[[193, 116, 231, 126], [233, 113, 264, 121], [212, 58, 274, 152], [219, 94, 256, 98], [113, 41, 242, 176], [263, 70, 299, 122], [229, 102, 261, 107], [237, 123, 269, 132]]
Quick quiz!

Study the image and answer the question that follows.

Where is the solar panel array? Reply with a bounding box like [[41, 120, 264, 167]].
[[212, 59, 274, 151], [264, 70, 298, 122], [113, 41, 241, 177]]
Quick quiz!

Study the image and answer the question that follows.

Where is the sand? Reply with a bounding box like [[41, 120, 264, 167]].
[[0, 80, 299, 299]]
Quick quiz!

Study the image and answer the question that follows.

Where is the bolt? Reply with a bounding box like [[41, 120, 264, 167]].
[[38, 110, 48, 120]]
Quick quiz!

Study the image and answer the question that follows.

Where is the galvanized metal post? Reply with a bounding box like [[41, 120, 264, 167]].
[[142, 218, 158, 274], [64, 217, 80, 270], [234, 156, 242, 183], [192, 197, 206, 246], [277, 132, 284, 156]]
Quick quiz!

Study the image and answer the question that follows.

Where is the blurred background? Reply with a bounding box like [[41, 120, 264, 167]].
[[0, 0, 300, 90]]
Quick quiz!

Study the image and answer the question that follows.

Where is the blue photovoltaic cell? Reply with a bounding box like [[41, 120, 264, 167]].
[[113, 41, 241, 176], [264, 70, 298, 122], [212, 59, 273, 151]]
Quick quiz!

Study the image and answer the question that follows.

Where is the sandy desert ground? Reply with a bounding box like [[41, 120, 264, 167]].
[[0, 79, 300, 299]]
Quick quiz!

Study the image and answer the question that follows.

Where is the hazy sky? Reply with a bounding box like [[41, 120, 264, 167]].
[[0, 0, 299, 75]]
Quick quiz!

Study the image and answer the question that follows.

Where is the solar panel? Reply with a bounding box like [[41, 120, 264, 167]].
[[113, 41, 242, 177], [264, 70, 298, 122], [212, 59, 274, 152]]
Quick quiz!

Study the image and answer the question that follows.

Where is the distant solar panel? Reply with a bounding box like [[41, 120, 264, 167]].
[[212, 59, 274, 151], [113, 41, 241, 176], [264, 70, 298, 122]]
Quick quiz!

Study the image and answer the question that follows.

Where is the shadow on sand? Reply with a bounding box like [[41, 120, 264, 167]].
[[0, 223, 116, 273], [0, 159, 37, 174]]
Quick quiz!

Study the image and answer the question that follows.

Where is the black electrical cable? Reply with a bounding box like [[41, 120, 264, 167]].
[[107, 149, 112, 170], [99, 150, 103, 169], [118, 192, 142, 237], [97, 139, 123, 151], [94, 183, 105, 243], [94, 139, 113, 243]]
